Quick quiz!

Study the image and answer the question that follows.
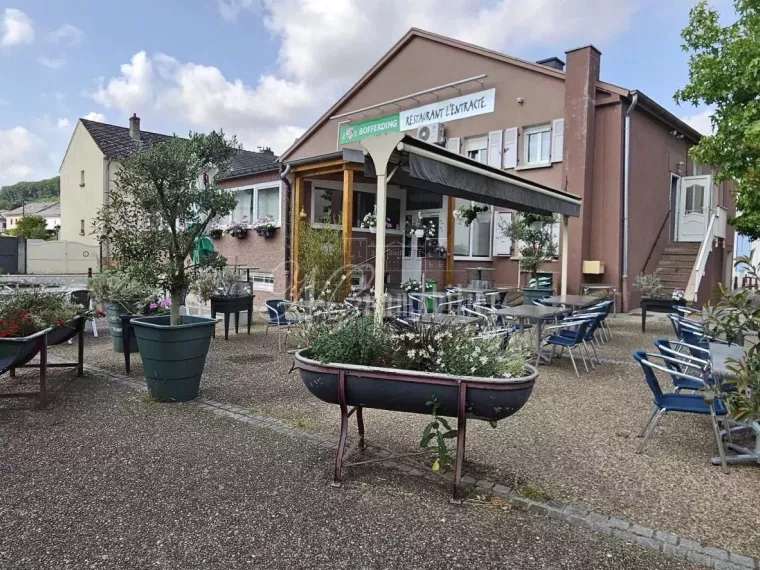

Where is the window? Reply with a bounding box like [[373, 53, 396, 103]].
[[684, 185, 704, 214], [524, 125, 551, 165], [454, 198, 491, 258], [465, 136, 488, 164], [80, 170, 85, 186], [221, 183, 281, 226], [313, 187, 342, 224], [256, 186, 280, 224], [352, 191, 401, 230], [251, 273, 275, 292], [80, 219, 85, 235]]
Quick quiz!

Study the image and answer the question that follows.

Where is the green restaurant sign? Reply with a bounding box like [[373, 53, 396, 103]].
[[339, 114, 400, 145]]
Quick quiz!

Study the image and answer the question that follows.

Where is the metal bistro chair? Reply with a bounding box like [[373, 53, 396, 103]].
[[633, 351, 729, 473], [541, 318, 594, 376], [556, 312, 604, 366], [583, 299, 614, 342], [265, 299, 299, 351]]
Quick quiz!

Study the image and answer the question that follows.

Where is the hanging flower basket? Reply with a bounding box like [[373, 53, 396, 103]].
[[226, 222, 249, 239], [208, 228, 224, 239], [453, 205, 489, 227], [252, 215, 277, 238]]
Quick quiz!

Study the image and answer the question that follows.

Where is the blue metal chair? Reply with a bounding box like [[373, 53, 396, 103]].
[[557, 313, 604, 366], [265, 300, 298, 351], [633, 351, 729, 472], [541, 318, 594, 376]]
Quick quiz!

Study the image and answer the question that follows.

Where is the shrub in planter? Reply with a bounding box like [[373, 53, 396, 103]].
[[95, 130, 239, 402], [252, 215, 278, 238], [89, 270, 155, 353], [500, 213, 557, 303]]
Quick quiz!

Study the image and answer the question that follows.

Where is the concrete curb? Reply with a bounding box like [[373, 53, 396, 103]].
[[82, 363, 759, 570]]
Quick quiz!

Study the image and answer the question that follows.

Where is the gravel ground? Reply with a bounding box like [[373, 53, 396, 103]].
[[4, 313, 758, 560], [0, 374, 705, 569]]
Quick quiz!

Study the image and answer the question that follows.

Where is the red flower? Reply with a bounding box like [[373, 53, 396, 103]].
[[56, 319, 65, 327], [96, 310, 105, 318]]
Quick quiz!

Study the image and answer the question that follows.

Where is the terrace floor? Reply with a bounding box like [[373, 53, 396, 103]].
[[1, 313, 757, 568]]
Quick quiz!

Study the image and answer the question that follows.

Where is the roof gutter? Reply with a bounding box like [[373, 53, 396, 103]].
[[622, 92, 638, 308]]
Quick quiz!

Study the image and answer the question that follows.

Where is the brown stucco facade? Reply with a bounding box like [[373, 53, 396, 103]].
[[276, 28, 735, 311]]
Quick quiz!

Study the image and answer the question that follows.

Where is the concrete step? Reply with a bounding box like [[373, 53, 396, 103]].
[[662, 246, 700, 255], [657, 267, 692, 276], [658, 259, 695, 268]]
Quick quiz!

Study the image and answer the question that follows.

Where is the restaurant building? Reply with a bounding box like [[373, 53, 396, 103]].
[[274, 28, 734, 311]]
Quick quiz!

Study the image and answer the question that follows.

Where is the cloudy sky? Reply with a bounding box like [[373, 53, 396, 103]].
[[0, 0, 727, 186]]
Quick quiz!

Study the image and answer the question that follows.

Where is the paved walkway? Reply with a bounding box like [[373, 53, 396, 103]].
[[1, 371, 702, 570]]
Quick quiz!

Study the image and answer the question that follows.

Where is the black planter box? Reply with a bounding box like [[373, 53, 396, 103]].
[[640, 297, 687, 333], [256, 228, 276, 238], [210, 295, 255, 340]]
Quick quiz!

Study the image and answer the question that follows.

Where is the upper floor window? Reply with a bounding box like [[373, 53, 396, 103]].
[[465, 136, 488, 164], [524, 125, 551, 165], [219, 183, 282, 226]]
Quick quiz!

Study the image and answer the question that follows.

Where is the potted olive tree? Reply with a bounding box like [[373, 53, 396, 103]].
[[95, 131, 238, 402], [501, 213, 557, 305]]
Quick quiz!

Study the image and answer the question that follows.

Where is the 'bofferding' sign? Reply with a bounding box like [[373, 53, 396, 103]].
[[399, 88, 495, 131]]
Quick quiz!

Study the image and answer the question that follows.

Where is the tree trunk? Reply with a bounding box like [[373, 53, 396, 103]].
[[170, 291, 183, 326]]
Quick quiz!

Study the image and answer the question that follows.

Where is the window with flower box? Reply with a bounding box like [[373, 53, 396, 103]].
[[219, 183, 282, 227]]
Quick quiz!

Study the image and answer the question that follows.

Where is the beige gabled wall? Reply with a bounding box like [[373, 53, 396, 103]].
[[59, 122, 106, 246]]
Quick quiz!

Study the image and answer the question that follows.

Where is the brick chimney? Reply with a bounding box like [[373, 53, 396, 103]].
[[258, 146, 274, 156], [129, 113, 141, 142], [563, 45, 601, 295]]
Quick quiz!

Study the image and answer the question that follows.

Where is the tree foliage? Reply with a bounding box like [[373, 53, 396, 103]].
[[298, 220, 345, 300], [8, 215, 49, 239], [500, 213, 557, 279], [94, 131, 239, 324], [675, 0, 760, 238], [0, 177, 59, 211]]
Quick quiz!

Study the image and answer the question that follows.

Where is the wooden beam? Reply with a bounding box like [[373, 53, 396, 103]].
[[291, 159, 348, 173], [446, 196, 455, 285], [293, 165, 348, 179], [292, 175, 304, 299], [342, 168, 354, 291]]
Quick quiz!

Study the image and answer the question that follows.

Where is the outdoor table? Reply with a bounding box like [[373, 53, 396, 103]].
[[418, 313, 481, 326], [495, 305, 569, 364], [541, 295, 599, 310], [466, 266, 495, 281], [581, 283, 617, 314], [121, 315, 139, 374], [211, 295, 254, 340], [709, 342, 759, 467]]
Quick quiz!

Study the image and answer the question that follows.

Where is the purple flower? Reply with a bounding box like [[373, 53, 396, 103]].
[[149, 302, 158, 309], [159, 299, 171, 308]]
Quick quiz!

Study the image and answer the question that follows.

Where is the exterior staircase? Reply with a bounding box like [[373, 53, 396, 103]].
[[655, 243, 700, 293]]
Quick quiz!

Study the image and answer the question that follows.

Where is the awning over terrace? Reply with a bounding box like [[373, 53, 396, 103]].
[[364, 135, 581, 218]]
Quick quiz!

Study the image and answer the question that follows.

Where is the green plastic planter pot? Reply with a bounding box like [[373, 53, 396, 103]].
[[104, 301, 139, 354], [131, 315, 216, 402], [522, 287, 554, 305]]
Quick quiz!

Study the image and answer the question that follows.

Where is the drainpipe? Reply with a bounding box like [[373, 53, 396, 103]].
[[622, 93, 638, 312], [280, 162, 292, 299]]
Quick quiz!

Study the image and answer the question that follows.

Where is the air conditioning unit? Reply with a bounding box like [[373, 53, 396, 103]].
[[416, 123, 445, 145]]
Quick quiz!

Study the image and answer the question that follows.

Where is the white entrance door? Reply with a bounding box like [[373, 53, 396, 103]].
[[402, 209, 443, 282], [676, 175, 712, 242]]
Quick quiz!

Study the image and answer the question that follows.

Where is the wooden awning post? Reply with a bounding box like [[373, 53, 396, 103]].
[[561, 215, 569, 296], [342, 167, 354, 292], [446, 196, 455, 286], [292, 174, 304, 299]]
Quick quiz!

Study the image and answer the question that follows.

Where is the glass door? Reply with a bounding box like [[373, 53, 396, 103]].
[[402, 209, 442, 283]]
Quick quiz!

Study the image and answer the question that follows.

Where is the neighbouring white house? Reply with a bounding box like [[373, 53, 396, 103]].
[[59, 113, 174, 245], [4, 201, 61, 231]]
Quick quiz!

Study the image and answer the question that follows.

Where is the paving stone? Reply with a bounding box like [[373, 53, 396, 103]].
[[630, 524, 654, 538], [612, 530, 661, 552], [492, 484, 511, 497], [608, 517, 630, 531], [460, 475, 476, 485], [563, 505, 589, 518], [475, 479, 494, 490], [728, 553, 756, 568], [662, 544, 688, 560], [703, 546, 730, 561], [678, 538, 703, 552], [685, 550, 714, 567], [586, 512, 610, 525], [654, 531, 679, 546]]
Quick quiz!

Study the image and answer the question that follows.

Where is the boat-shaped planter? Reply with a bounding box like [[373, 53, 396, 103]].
[[0, 316, 86, 406], [294, 349, 538, 496]]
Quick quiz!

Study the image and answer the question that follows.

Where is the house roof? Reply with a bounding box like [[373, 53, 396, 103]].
[[219, 149, 279, 181], [279, 27, 702, 161], [6, 201, 60, 217], [80, 119, 175, 159]]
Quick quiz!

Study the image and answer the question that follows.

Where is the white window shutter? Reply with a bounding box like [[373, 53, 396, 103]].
[[503, 127, 518, 169], [487, 130, 503, 169], [445, 137, 461, 155], [493, 211, 513, 256], [551, 118, 564, 163]]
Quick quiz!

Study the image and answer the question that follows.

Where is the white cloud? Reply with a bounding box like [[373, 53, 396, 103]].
[[681, 108, 715, 136], [83, 111, 106, 122], [1, 8, 34, 47], [47, 23, 84, 45], [57, 118, 70, 129], [0, 127, 55, 186], [37, 56, 67, 69], [217, 0, 256, 21]]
